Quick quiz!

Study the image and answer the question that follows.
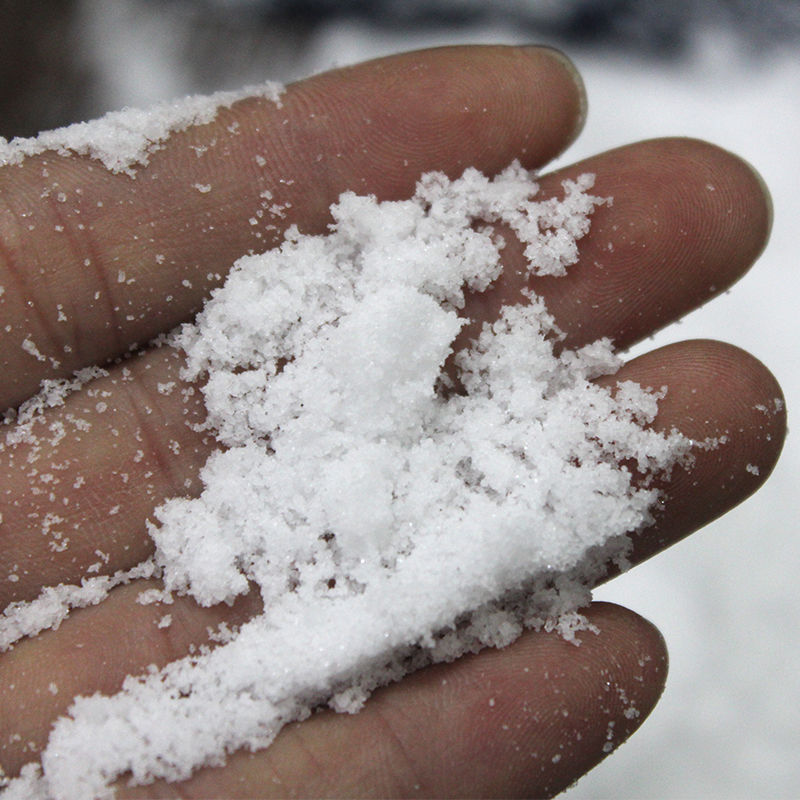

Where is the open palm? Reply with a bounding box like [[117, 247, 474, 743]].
[[0, 46, 784, 798]]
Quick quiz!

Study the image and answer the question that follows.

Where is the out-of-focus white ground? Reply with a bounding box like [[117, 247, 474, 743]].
[[76, 4, 800, 797]]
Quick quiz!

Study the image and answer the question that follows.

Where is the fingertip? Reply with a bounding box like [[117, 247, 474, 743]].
[[392, 601, 671, 798], [671, 137, 774, 264], [522, 601, 669, 797], [613, 339, 787, 566], [527, 137, 776, 349], [523, 45, 588, 149], [646, 338, 787, 467], [583, 601, 670, 696]]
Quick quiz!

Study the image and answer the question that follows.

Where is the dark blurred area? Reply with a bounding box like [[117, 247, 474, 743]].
[[0, 0, 93, 139], [2, 0, 800, 140], [231, 0, 800, 53]]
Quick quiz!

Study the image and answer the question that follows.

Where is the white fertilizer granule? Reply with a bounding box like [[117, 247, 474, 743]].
[[2, 162, 691, 799]]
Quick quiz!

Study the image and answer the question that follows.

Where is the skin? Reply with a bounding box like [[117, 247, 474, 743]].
[[0, 45, 786, 797]]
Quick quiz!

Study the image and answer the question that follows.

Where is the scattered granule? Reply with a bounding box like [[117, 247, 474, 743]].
[[135, 587, 174, 607], [755, 398, 784, 415], [20, 338, 47, 363], [5, 163, 692, 799]]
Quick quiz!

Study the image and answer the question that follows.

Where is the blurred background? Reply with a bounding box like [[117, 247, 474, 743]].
[[2, 1, 798, 796]]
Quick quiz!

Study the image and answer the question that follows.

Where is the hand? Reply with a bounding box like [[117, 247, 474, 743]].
[[0, 45, 785, 798]]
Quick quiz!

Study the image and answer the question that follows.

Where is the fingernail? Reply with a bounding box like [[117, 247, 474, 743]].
[[526, 46, 587, 144]]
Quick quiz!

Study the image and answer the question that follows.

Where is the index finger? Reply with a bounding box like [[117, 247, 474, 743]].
[[0, 45, 585, 409]]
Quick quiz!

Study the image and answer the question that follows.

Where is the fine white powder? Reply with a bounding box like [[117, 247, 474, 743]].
[[3, 163, 691, 799], [0, 83, 283, 175], [0, 561, 157, 651]]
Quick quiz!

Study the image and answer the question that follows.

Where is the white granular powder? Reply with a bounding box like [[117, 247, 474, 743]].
[[0, 82, 283, 175], [3, 163, 691, 799]]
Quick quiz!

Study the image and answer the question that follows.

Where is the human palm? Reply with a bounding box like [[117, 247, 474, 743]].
[[0, 46, 784, 797]]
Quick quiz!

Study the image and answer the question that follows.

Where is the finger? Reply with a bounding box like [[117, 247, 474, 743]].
[[458, 137, 771, 353], [597, 339, 785, 570], [1, 595, 666, 798], [121, 603, 666, 798], [0, 44, 585, 409], [128, 604, 664, 799]]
